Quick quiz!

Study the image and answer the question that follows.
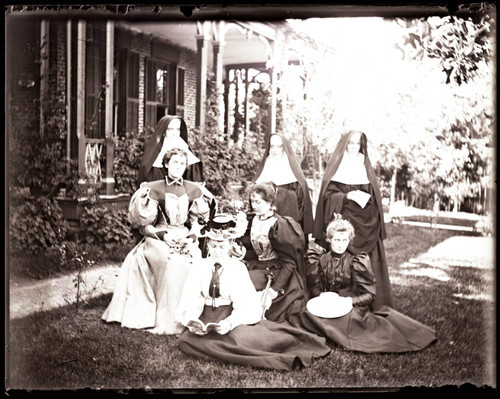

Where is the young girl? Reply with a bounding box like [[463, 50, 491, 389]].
[[176, 214, 331, 370], [300, 216, 437, 353]]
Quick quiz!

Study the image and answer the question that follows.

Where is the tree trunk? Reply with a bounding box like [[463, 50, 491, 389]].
[[390, 166, 397, 207]]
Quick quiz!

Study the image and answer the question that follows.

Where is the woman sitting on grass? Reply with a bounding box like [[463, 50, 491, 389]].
[[102, 148, 212, 335], [240, 182, 309, 326], [176, 214, 331, 371], [298, 216, 437, 353]]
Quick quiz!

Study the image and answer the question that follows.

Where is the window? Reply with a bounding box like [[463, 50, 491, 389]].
[[145, 59, 176, 132], [114, 48, 139, 136], [177, 68, 185, 106]]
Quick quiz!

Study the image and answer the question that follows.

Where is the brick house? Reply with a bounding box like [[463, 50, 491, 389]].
[[6, 12, 306, 220]]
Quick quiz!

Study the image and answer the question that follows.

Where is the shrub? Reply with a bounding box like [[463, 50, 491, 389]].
[[190, 129, 259, 197], [79, 205, 135, 249], [113, 130, 148, 194], [9, 197, 68, 255]]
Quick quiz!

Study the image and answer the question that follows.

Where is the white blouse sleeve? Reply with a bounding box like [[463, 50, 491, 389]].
[[223, 260, 262, 329], [128, 185, 159, 229], [175, 262, 206, 326]]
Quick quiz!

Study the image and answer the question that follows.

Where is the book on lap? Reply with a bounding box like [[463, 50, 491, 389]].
[[186, 319, 222, 333]]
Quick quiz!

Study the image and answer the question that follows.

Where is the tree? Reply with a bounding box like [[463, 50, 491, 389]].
[[394, 9, 495, 85]]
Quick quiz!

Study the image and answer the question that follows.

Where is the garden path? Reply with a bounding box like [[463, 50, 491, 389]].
[[8, 235, 495, 320]]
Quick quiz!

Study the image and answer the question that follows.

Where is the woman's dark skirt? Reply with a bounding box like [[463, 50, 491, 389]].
[[177, 305, 331, 370], [297, 305, 437, 353]]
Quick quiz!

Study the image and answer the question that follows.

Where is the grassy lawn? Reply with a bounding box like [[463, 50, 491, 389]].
[[6, 224, 495, 391]]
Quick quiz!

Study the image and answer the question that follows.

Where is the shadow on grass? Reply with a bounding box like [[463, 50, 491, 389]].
[[6, 225, 496, 391]]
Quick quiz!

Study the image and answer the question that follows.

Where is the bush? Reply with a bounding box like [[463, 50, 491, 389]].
[[9, 197, 68, 255], [190, 129, 259, 197], [79, 205, 135, 249], [113, 130, 148, 194]]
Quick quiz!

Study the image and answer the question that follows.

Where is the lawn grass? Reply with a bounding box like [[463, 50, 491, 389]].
[[6, 224, 496, 391]]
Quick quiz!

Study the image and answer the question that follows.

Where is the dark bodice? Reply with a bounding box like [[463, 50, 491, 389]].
[[306, 250, 375, 307]]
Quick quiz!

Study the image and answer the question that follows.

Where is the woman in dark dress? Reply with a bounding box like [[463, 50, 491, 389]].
[[313, 130, 393, 309], [176, 214, 331, 370], [252, 133, 314, 237], [241, 183, 309, 325], [301, 217, 437, 353], [138, 115, 203, 185]]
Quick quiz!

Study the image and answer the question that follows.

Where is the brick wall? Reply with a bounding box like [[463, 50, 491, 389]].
[[122, 28, 199, 134], [178, 47, 197, 132], [129, 32, 151, 135], [7, 20, 41, 136]]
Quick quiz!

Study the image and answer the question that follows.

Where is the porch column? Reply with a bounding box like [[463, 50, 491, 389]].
[[269, 62, 277, 135], [104, 20, 115, 195], [244, 67, 250, 140], [223, 69, 230, 135], [195, 27, 209, 134], [76, 20, 87, 197], [40, 19, 50, 138], [268, 29, 282, 135], [212, 39, 225, 133], [66, 20, 72, 174]]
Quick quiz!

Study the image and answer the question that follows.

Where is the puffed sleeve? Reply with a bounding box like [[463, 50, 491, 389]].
[[269, 216, 307, 293], [128, 186, 159, 229], [176, 262, 206, 326], [188, 183, 215, 226], [224, 259, 262, 329], [350, 253, 376, 307], [305, 241, 326, 298]]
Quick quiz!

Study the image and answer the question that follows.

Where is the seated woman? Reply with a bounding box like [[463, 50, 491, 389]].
[[102, 148, 212, 335], [138, 115, 204, 185], [252, 134, 314, 238], [241, 183, 309, 325], [176, 214, 331, 371], [300, 216, 437, 353], [314, 130, 393, 309]]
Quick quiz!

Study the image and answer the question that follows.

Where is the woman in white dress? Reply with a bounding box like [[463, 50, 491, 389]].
[[102, 148, 212, 335], [176, 214, 331, 370]]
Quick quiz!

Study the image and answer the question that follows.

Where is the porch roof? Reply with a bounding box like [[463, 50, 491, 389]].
[[117, 20, 300, 68]]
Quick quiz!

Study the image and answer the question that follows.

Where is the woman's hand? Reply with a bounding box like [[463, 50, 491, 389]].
[[215, 319, 232, 335], [268, 288, 279, 300], [143, 224, 159, 239], [164, 236, 179, 247]]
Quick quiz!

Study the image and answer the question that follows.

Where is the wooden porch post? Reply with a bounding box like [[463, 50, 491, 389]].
[[213, 40, 225, 134], [40, 19, 50, 138], [104, 20, 115, 195], [76, 20, 87, 197], [66, 20, 72, 174], [268, 36, 279, 135], [212, 21, 226, 134], [196, 22, 209, 134]]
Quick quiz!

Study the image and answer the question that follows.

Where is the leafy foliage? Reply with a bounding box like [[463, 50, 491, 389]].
[[395, 12, 495, 85], [190, 128, 259, 197], [9, 197, 68, 255], [79, 206, 135, 249], [113, 129, 149, 194], [190, 80, 261, 197]]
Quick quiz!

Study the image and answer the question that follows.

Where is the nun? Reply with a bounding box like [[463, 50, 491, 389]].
[[313, 130, 393, 310]]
